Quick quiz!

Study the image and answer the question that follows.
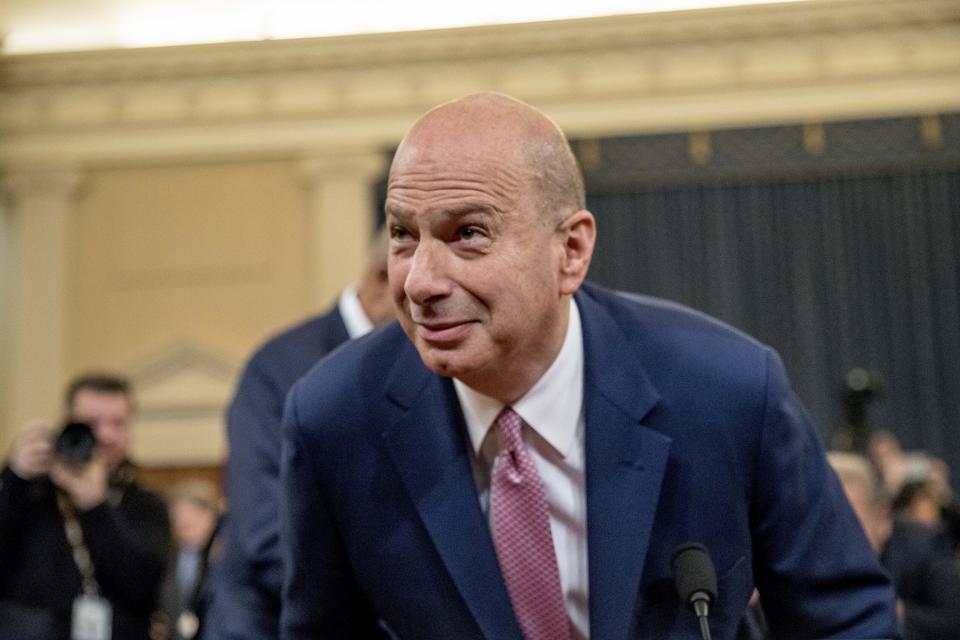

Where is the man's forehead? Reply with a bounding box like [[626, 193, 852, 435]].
[[72, 389, 131, 411], [389, 148, 528, 180], [386, 93, 575, 216], [386, 152, 530, 218], [391, 130, 524, 174]]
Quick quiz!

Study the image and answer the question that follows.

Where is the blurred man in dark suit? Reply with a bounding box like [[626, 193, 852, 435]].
[[206, 229, 393, 640]]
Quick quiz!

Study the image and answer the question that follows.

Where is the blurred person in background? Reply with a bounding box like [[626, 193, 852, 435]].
[[0, 373, 172, 640], [892, 475, 960, 556], [868, 430, 960, 555], [828, 452, 893, 551], [829, 451, 960, 640], [926, 457, 960, 555], [868, 430, 910, 498], [893, 481, 944, 528], [157, 480, 224, 640], [205, 227, 394, 640]]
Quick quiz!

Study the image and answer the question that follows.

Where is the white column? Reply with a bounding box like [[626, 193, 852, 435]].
[[0, 194, 11, 453], [1, 169, 82, 445], [299, 150, 387, 310]]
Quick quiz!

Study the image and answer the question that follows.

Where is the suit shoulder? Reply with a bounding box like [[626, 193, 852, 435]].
[[250, 308, 344, 365], [240, 306, 347, 386], [578, 283, 777, 405], [583, 283, 767, 354], [287, 322, 409, 424]]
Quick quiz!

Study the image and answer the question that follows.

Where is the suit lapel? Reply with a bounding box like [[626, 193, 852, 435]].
[[379, 289, 671, 640], [578, 288, 671, 640], [382, 343, 522, 640]]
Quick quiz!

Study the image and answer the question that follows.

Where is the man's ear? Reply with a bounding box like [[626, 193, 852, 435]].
[[557, 210, 596, 296]]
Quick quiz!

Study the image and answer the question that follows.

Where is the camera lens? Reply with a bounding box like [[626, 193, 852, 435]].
[[55, 422, 97, 466]]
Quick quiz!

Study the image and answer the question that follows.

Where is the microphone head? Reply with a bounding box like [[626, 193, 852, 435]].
[[671, 542, 718, 610]]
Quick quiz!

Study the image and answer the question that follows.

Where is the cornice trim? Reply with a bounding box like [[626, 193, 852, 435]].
[[3, 0, 956, 86], [1, 0, 957, 166]]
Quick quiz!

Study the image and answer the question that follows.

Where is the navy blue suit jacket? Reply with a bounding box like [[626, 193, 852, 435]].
[[208, 306, 350, 640], [280, 284, 898, 639]]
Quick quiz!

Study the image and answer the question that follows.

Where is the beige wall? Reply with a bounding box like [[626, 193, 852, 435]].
[[1, 0, 959, 464], [68, 161, 317, 464], [0, 155, 381, 463], [69, 161, 311, 372]]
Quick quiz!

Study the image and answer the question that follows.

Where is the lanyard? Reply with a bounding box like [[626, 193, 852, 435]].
[[56, 493, 101, 597]]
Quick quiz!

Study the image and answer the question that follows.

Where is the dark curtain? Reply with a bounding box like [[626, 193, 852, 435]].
[[587, 168, 960, 486]]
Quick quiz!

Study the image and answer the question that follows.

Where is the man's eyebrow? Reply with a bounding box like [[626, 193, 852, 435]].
[[384, 201, 414, 219]]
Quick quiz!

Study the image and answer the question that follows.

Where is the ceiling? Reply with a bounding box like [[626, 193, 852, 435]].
[[0, 0, 804, 55]]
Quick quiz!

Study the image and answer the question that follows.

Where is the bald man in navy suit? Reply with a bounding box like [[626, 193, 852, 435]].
[[279, 93, 899, 639]]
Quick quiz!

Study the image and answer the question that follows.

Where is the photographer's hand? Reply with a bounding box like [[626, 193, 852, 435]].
[[9, 425, 54, 480], [50, 452, 109, 511]]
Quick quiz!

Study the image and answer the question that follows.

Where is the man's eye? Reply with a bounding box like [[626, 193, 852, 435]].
[[390, 226, 411, 240], [458, 226, 483, 241]]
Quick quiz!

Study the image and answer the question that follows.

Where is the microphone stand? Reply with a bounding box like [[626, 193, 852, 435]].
[[693, 593, 711, 640], [691, 592, 712, 640]]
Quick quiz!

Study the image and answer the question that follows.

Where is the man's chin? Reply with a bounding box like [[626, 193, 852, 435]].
[[417, 345, 482, 380], [103, 452, 125, 470]]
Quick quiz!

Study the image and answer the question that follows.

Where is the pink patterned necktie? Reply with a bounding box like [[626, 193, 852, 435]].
[[490, 407, 571, 640]]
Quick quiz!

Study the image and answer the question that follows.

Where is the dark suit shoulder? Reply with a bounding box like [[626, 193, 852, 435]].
[[579, 283, 772, 397], [248, 306, 347, 369], [242, 306, 349, 387], [286, 322, 413, 435], [584, 283, 764, 350]]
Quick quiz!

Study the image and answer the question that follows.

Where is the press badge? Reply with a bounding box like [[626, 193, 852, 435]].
[[72, 594, 112, 640], [178, 610, 200, 639]]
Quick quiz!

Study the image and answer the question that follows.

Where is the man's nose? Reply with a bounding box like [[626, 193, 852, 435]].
[[404, 239, 452, 306]]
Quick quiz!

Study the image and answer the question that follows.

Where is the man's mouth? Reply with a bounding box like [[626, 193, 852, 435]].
[[414, 320, 475, 345]]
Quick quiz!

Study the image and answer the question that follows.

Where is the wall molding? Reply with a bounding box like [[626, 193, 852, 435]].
[[128, 342, 237, 465], [1, 0, 958, 167]]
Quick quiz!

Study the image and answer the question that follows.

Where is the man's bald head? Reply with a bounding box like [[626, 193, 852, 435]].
[[391, 93, 585, 224]]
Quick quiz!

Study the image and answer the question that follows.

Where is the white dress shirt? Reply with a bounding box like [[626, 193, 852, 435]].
[[337, 286, 374, 339], [454, 300, 589, 639]]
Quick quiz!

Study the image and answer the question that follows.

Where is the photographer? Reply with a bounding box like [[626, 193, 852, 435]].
[[0, 374, 171, 640]]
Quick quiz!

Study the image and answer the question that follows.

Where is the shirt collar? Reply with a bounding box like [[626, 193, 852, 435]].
[[337, 286, 374, 339], [454, 299, 584, 458]]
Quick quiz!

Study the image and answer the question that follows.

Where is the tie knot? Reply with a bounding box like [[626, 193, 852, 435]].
[[494, 406, 524, 453]]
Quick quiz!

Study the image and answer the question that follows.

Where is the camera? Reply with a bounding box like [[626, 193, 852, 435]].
[[54, 421, 97, 466]]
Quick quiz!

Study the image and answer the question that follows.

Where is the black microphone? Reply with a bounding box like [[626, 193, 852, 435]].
[[671, 543, 718, 640]]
